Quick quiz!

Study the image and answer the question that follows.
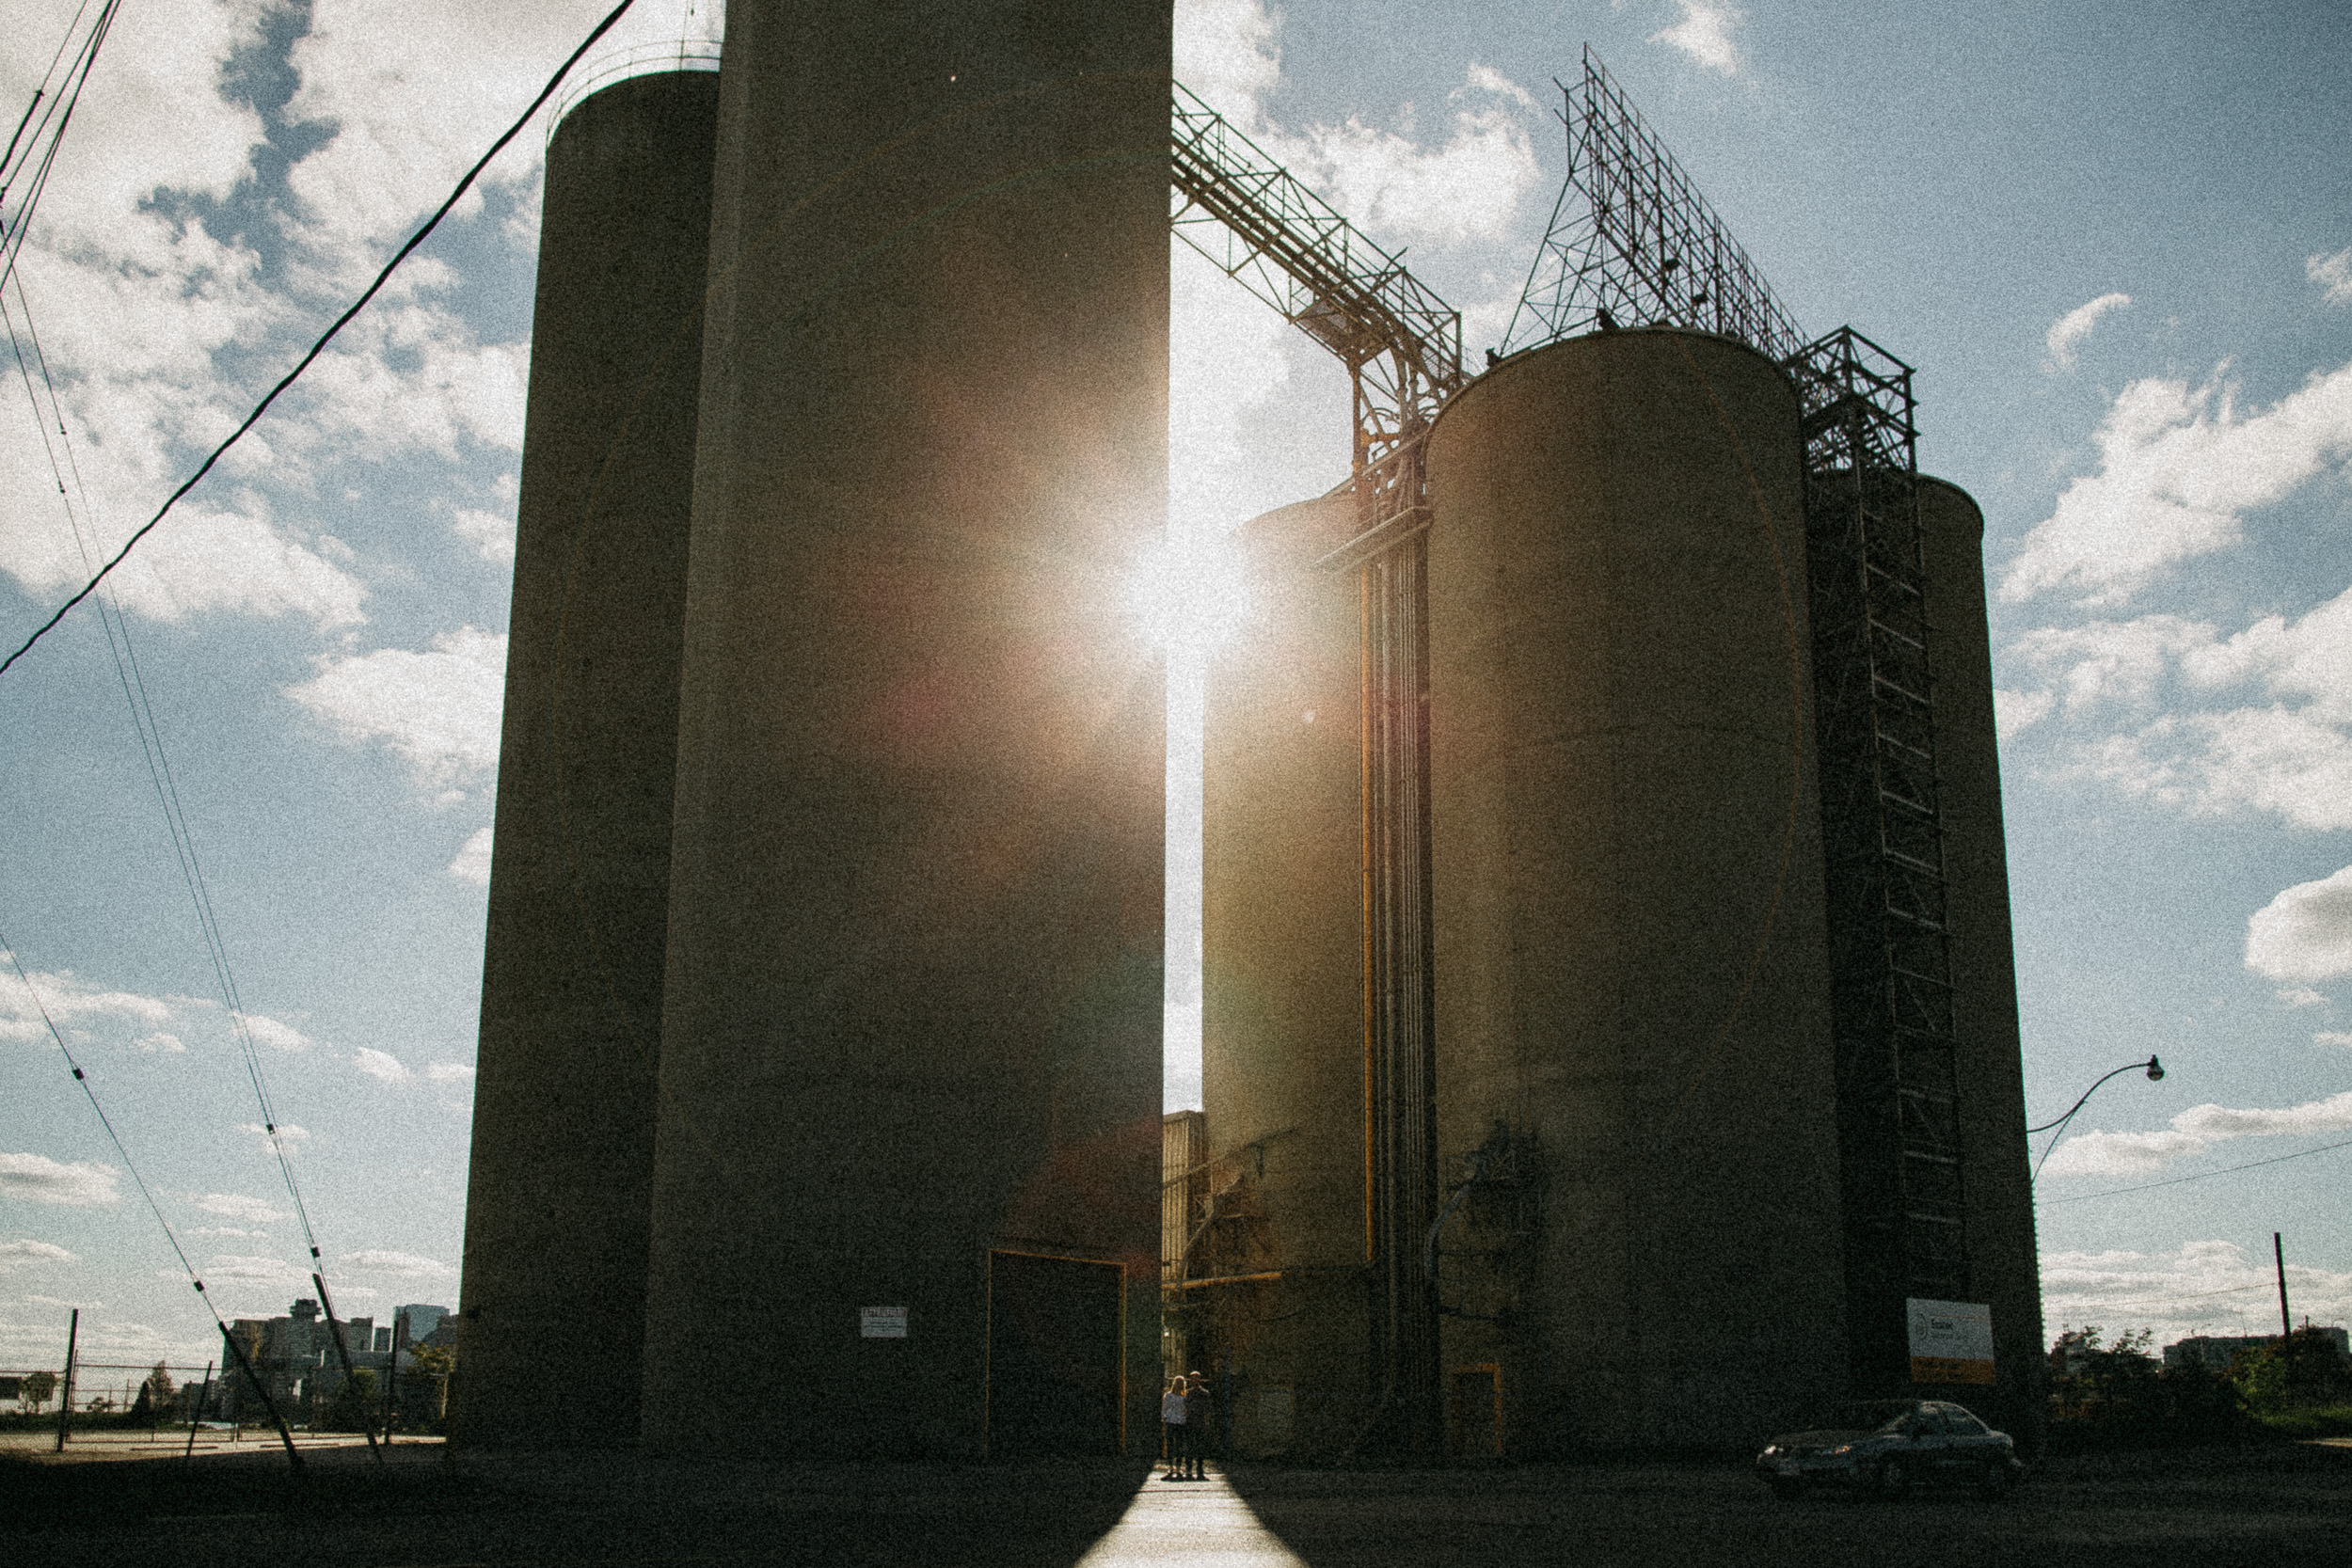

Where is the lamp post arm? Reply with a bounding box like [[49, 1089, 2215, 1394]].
[[2027, 1056, 2162, 1134]]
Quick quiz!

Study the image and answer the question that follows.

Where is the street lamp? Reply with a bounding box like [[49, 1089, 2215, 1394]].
[[2029, 1054, 2164, 1180]]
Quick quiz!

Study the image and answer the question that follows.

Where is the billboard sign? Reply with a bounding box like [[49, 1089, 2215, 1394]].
[[860, 1306, 908, 1339], [1907, 1298, 1994, 1385]]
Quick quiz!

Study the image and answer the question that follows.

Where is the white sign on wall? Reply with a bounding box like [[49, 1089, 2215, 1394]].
[[860, 1306, 908, 1339], [1906, 1298, 1994, 1385]]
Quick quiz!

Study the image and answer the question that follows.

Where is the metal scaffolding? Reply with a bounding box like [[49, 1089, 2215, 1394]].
[[1791, 327, 1970, 1389], [1169, 82, 1461, 1454], [1501, 47, 1804, 361]]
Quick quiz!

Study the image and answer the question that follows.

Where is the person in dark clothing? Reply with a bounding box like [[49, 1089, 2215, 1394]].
[[1184, 1370, 1214, 1480]]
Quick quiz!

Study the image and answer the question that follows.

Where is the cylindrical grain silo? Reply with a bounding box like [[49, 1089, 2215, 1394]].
[[1919, 475, 2044, 1446], [456, 64, 720, 1448], [1199, 494, 1375, 1458], [639, 1, 1169, 1457], [1423, 327, 1851, 1451]]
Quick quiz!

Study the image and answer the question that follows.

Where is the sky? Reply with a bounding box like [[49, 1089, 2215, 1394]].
[[4, 0, 2350, 1380]]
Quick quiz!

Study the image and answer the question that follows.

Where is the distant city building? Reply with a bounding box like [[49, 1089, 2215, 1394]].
[[395, 1304, 450, 1344], [2164, 1327, 2352, 1371]]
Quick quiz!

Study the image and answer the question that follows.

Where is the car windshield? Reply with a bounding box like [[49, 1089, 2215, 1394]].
[[1821, 1401, 1916, 1433]]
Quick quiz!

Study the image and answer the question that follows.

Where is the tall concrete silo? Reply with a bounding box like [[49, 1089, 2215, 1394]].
[[639, 0, 1170, 1457], [457, 65, 720, 1448], [1919, 475, 2043, 1441], [1422, 328, 1851, 1451], [1199, 493, 1376, 1457]]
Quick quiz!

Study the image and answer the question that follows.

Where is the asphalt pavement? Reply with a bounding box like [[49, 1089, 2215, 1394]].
[[3, 1438, 2345, 1566]]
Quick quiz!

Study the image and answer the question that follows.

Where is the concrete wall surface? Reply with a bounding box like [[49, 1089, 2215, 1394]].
[[640, 0, 1171, 1457], [1424, 328, 1851, 1451], [457, 69, 720, 1449], [1200, 494, 1377, 1457], [1918, 475, 2045, 1443]]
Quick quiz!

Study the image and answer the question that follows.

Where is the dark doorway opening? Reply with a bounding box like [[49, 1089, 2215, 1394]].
[[987, 1250, 1124, 1456]]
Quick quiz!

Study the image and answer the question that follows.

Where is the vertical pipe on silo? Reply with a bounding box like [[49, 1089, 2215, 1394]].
[[457, 68, 721, 1449], [641, 0, 1170, 1458]]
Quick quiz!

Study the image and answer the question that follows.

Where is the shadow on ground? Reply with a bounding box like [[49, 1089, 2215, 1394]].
[[1, 1443, 1153, 1567], [1220, 1442, 2352, 1568]]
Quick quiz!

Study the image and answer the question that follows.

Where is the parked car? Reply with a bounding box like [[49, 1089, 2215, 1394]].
[[1756, 1399, 2024, 1499]]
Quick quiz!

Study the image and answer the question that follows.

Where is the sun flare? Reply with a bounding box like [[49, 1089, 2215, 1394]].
[[1126, 528, 1255, 657]]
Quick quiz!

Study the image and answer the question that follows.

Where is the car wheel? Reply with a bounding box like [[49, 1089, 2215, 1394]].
[[1975, 1462, 2011, 1500], [1768, 1478, 1804, 1499], [1876, 1459, 1910, 1499]]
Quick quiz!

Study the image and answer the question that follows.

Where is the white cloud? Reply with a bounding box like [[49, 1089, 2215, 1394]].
[[235, 1011, 314, 1053], [194, 1193, 289, 1225], [2318, 1031, 2352, 1048], [353, 1047, 411, 1085], [2045, 291, 2133, 371], [447, 826, 495, 888], [0, 1154, 122, 1207], [2042, 1087, 2352, 1178], [1176, 0, 1282, 122], [201, 1253, 310, 1284], [285, 627, 508, 790], [2011, 588, 2352, 831], [1993, 688, 2055, 743], [2311, 246, 2352, 307], [451, 506, 516, 564], [2042, 1240, 2352, 1347], [2247, 865, 2352, 984], [1285, 71, 1544, 246], [0, 1239, 77, 1267], [2003, 362, 2352, 606], [131, 1032, 187, 1053], [426, 1061, 475, 1084], [1652, 1, 1743, 75], [2280, 987, 2328, 1007], [342, 1248, 455, 1279], [0, 956, 178, 1045]]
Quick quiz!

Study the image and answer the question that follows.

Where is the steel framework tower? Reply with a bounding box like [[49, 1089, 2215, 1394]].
[[1503, 52, 1973, 1398]]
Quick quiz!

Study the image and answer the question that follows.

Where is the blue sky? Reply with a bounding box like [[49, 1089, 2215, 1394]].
[[4, 0, 2349, 1374]]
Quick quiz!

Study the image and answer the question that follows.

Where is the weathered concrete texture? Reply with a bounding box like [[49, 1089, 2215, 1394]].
[[457, 69, 719, 1449], [1200, 495, 1376, 1458], [641, 1, 1170, 1456], [1423, 329, 1850, 1451], [1919, 475, 2045, 1444]]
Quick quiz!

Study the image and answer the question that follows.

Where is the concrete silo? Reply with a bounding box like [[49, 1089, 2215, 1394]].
[[457, 65, 720, 1448], [1918, 475, 2043, 1441], [1198, 493, 1377, 1457], [638, 0, 1170, 1457], [1422, 328, 1851, 1451]]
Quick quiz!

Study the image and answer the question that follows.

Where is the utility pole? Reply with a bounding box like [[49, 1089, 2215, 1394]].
[[2275, 1232, 2292, 1339], [53, 1307, 76, 1452]]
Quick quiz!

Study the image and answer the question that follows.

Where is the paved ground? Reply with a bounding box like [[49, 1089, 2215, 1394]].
[[3, 1440, 2345, 1566]]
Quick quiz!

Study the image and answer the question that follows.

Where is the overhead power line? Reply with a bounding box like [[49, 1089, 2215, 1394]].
[[0, 0, 644, 680], [2041, 1134, 2352, 1207]]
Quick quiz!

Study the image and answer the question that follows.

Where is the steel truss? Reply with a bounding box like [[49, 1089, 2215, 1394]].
[[1169, 82, 1459, 1454], [1790, 327, 1971, 1387], [1501, 47, 1804, 361]]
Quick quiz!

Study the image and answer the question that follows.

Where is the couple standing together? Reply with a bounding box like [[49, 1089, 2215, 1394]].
[[1160, 1371, 1213, 1480]]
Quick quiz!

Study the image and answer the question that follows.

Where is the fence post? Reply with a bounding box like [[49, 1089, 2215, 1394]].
[[183, 1357, 214, 1465], [53, 1307, 77, 1452]]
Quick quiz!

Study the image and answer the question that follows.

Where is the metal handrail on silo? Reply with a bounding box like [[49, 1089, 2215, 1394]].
[[547, 38, 722, 143]]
